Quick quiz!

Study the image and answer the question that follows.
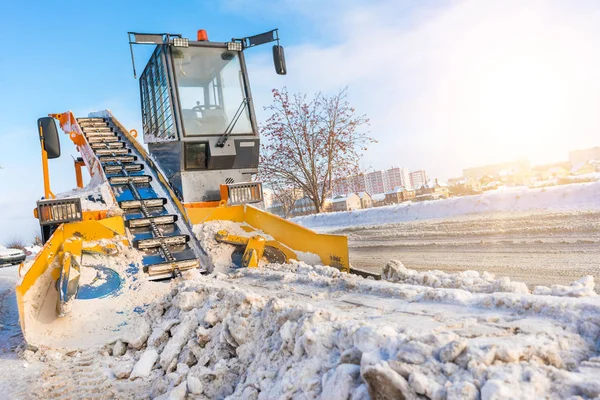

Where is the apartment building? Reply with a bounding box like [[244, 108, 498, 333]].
[[410, 170, 428, 189], [384, 167, 411, 191], [366, 171, 385, 194]]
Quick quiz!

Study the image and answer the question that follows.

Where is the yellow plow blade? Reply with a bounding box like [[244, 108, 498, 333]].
[[185, 204, 350, 272]]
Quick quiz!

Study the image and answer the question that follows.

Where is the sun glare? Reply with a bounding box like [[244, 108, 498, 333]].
[[432, 10, 598, 168]]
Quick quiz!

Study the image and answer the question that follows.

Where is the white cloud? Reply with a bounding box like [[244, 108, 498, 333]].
[[243, 0, 600, 178]]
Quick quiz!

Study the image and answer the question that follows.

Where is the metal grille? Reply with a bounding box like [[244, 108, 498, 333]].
[[37, 198, 83, 226], [227, 182, 263, 205], [140, 45, 176, 143]]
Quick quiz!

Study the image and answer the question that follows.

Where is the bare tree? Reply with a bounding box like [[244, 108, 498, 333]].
[[269, 183, 302, 218], [4, 237, 26, 251], [259, 87, 374, 213]]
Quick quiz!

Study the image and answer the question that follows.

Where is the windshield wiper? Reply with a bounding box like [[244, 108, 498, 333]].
[[216, 98, 249, 147]]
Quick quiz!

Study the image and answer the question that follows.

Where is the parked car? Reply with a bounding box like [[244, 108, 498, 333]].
[[0, 245, 26, 265]]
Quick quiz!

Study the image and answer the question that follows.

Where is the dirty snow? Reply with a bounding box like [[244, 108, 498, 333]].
[[292, 180, 600, 231]]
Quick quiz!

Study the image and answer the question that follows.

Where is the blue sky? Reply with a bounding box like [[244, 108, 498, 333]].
[[1, 0, 600, 242]]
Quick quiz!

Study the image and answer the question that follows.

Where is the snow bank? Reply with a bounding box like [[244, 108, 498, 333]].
[[94, 262, 600, 399], [383, 260, 598, 297], [383, 260, 530, 294], [292, 181, 600, 231]]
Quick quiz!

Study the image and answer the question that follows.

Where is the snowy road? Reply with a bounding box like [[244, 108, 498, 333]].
[[339, 211, 600, 288]]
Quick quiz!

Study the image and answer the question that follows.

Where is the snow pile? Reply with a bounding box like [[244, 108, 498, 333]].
[[192, 220, 254, 273], [383, 260, 530, 294], [98, 262, 600, 399], [534, 276, 598, 298], [292, 181, 600, 231], [55, 181, 120, 213]]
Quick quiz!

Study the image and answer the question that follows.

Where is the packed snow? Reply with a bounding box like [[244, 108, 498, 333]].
[[292, 181, 600, 231]]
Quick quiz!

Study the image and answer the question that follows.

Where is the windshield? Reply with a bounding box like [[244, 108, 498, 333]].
[[172, 46, 253, 136]]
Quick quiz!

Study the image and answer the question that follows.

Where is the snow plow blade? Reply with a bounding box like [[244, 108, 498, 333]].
[[185, 205, 350, 271], [15, 217, 129, 348]]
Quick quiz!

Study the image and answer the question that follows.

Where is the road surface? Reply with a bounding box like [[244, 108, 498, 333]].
[[337, 210, 600, 288]]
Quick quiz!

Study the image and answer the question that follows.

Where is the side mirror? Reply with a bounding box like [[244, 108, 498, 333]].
[[272, 45, 287, 75], [38, 117, 61, 159]]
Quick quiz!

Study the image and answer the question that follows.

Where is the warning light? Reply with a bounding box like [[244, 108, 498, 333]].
[[197, 30, 208, 41]]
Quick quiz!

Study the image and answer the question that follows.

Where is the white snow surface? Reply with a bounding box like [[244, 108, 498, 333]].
[[292, 181, 600, 231], [70, 261, 600, 399], [3, 219, 600, 399], [16, 259, 599, 398]]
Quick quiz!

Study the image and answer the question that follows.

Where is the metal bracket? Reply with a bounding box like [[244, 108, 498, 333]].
[[127, 32, 183, 79]]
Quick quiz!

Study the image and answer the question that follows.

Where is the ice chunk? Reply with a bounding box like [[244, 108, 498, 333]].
[[112, 361, 133, 379], [130, 349, 159, 379], [113, 340, 127, 357], [321, 364, 361, 400], [481, 379, 514, 400], [173, 291, 204, 311], [439, 340, 467, 363], [122, 318, 151, 350], [447, 381, 478, 400], [160, 312, 198, 370], [187, 375, 204, 395], [362, 363, 417, 400]]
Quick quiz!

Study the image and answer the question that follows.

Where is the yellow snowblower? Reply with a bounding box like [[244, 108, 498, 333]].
[[16, 29, 349, 348]]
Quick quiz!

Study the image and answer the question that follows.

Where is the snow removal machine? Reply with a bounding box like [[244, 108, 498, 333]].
[[17, 30, 349, 348]]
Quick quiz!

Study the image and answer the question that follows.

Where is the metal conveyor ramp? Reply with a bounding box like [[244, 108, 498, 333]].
[[77, 116, 207, 280]]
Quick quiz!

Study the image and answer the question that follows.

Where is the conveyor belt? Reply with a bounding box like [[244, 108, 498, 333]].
[[77, 117, 206, 280]]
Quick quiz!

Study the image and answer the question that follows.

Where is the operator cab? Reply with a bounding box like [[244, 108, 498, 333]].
[[129, 30, 285, 203]]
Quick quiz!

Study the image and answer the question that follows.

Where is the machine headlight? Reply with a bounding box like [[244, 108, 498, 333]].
[[227, 42, 243, 52], [36, 198, 83, 226], [173, 38, 189, 47]]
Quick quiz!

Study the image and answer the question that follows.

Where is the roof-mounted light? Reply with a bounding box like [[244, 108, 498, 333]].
[[173, 37, 189, 47], [227, 42, 243, 51], [197, 29, 208, 41]]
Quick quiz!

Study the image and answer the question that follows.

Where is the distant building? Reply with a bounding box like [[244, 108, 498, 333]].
[[291, 197, 315, 217], [384, 186, 416, 204], [332, 178, 350, 196], [569, 147, 600, 168], [449, 178, 482, 196], [384, 167, 412, 191], [410, 170, 428, 189], [268, 202, 285, 217], [262, 188, 274, 209], [415, 179, 449, 200], [349, 174, 367, 193], [366, 171, 385, 195], [322, 198, 333, 212], [371, 193, 387, 207], [331, 193, 362, 212], [357, 192, 373, 209]]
